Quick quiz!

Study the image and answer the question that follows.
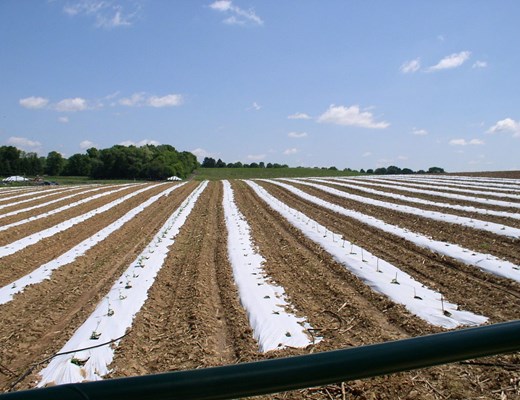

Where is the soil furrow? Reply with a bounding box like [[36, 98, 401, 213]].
[[286, 181, 520, 265], [0, 185, 149, 245], [0, 184, 181, 287], [0, 185, 127, 226], [319, 180, 520, 229], [257, 181, 520, 324], [108, 181, 258, 379], [234, 181, 520, 399], [0, 182, 197, 391]]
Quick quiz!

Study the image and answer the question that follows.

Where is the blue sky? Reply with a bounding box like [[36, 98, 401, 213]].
[[1, 0, 519, 172]]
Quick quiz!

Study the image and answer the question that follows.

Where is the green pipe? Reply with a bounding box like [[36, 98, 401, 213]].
[[3, 320, 520, 400]]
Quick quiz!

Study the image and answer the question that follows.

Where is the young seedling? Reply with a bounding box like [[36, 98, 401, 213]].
[[361, 249, 367, 262], [441, 295, 452, 317], [350, 242, 356, 255], [106, 297, 115, 317], [391, 272, 400, 285], [70, 355, 89, 366], [413, 288, 422, 300], [118, 289, 127, 300], [90, 322, 101, 340], [376, 258, 382, 273]]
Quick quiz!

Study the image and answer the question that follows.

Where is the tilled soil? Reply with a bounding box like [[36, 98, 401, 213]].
[[0, 182, 197, 391], [1, 180, 519, 399], [108, 181, 259, 378], [0, 184, 181, 287], [282, 181, 520, 266], [0, 184, 127, 226], [319, 179, 520, 230]]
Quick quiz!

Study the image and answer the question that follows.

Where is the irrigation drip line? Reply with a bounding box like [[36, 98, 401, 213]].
[[8, 331, 131, 392]]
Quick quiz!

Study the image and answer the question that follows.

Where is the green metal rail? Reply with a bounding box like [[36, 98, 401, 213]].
[[2, 320, 519, 400]]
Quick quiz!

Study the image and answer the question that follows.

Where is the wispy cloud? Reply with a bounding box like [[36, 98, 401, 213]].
[[427, 51, 471, 72], [472, 60, 487, 69], [400, 58, 420, 74], [283, 148, 298, 155], [119, 93, 183, 108], [191, 148, 215, 161], [412, 128, 428, 136], [317, 104, 389, 129], [80, 140, 96, 149], [288, 132, 308, 138], [19, 96, 49, 109], [209, 1, 263, 26], [288, 112, 311, 120], [487, 118, 520, 138], [449, 138, 484, 146], [55, 97, 88, 112], [362, 151, 372, 157], [58, 116, 70, 123], [7, 136, 42, 152], [62, 0, 139, 29], [247, 101, 262, 111]]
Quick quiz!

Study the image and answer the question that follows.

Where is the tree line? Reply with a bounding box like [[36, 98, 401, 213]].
[[201, 157, 289, 169], [0, 144, 198, 180]]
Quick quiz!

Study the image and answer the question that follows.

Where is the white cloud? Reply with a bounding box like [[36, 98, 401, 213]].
[[288, 112, 311, 120], [397, 155, 408, 161], [362, 151, 372, 157], [247, 154, 266, 160], [288, 131, 307, 138], [472, 60, 487, 69], [58, 116, 69, 123], [80, 140, 96, 150], [427, 51, 471, 72], [209, 0, 232, 11], [119, 139, 161, 147], [119, 93, 145, 107], [487, 118, 520, 138], [62, 1, 138, 29], [19, 96, 49, 109], [400, 58, 420, 74], [7, 136, 42, 152], [317, 104, 390, 129], [209, 0, 263, 26], [412, 128, 428, 136], [55, 97, 88, 112], [147, 94, 183, 107], [247, 101, 261, 111], [283, 148, 298, 155], [449, 138, 485, 146], [119, 93, 183, 108]]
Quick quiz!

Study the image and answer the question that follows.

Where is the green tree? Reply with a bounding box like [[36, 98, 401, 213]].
[[45, 151, 65, 176]]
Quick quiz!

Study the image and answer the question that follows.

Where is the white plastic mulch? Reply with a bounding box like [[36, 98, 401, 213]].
[[37, 181, 208, 386], [262, 180, 520, 283], [247, 180, 488, 329], [347, 177, 520, 208], [0, 183, 166, 258], [0, 186, 86, 210], [282, 179, 520, 239], [222, 180, 317, 352], [0, 183, 186, 305], [0, 184, 142, 231], [309, 178, 520, 221]]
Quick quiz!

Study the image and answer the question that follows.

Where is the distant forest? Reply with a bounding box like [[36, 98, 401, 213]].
[[201, 157, 445, 175], [0, 144, 198, 180], [0, 145, 445, 180]]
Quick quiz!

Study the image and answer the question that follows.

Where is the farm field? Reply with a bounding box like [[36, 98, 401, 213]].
[[0, 175, 519, 399]]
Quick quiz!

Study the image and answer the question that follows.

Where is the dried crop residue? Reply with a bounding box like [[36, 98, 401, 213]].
[[108, 181, 258, 378], [0, 182, 197, 391]]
